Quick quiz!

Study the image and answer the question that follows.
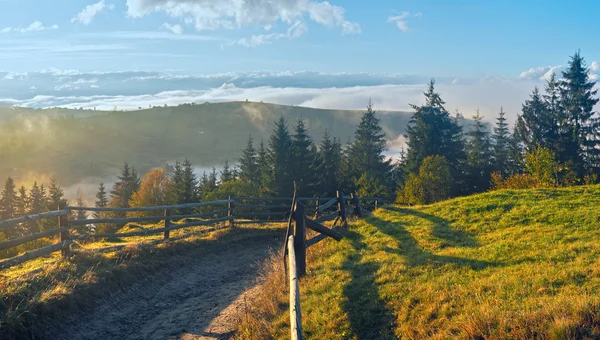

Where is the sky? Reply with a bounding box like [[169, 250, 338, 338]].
[[0, 0, 599, 121]]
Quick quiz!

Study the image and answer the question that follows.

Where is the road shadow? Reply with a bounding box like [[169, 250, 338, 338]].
[[368, 210, 494, 270], [342, 230, 397, 339]]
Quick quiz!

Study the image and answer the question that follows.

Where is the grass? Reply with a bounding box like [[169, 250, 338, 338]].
[[236, 185, 600, 339], [0, 221, 285, 340]]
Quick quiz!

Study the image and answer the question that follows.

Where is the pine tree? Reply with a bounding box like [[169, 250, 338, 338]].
[[465, 110, 492, 193], [517, 87, 553, 152], [265, 117, 294, 196], [221, 160, 234, 183], [493, 107, 510, 176], [75, 189, 87, 220], [182, 159, 198, 204], [29, 182, 46, 214], [346, 100, 392, 195], [318, 130, 343, 197], [198, 171, 210, 200], [16, 185, 28, 217], [94, 182, 108, 219], [559, 51, 600, 176], [171, 161, 184, 203], [256, 140, 269, 190], [110, 163, 139, 209], [47, 176, 68, 210], [291, 118, 317, 196], [238, 135, 258, 183], [0, 177, 17, 221], [405, 80, 465, 193], [209, 167, 218, 191]]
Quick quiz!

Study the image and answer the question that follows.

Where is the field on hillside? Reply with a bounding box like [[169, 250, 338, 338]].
[[239, 186, 600, 339], [0, 102, 412, 187]]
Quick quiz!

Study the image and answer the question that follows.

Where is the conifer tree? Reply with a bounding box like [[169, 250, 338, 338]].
[[171, 161, 184, 203], [346, 100, 392, 195], [291, 118, 317, 196], [517, 87, 553, 152], [559, 51, 600, 176], [318, 130, 343, 197], [94, 182, 108, 219], [209, 167, 218, 191], [198, 171, 210, 200], [16, 185, 28, 217], [110, 163, 139, 209], [29, 182, 46, 214], [405, 80, 465, 193], [465, 110, 492, 193], [266, 117, 294, 196], [221, 160, 234, 183], [47, 176, 67, 210], [75, 189, 87, 220], [493, 107, 510, 175], [256, 140, 269, 190], [182, 159, 198, 204], [238, 135, 258, 182], [0, 177, 17, 221]]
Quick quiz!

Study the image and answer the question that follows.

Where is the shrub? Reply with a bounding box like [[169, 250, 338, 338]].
[[399, 155, 452, 204]]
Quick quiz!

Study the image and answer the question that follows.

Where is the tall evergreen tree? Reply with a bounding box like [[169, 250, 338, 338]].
[[29, 182, 46, 214], [16, 185, 28, 218], [291, 118, 317, 196], [181, 159, 198, 205], [318, 130, 343, 197], [75, 189, 87, 220], [559, 51, 600, 176], [221, 160, 234, 183], [493, 107, 510, 175], [0, 177, 17, 221], [110, 163, 139, 209], [465, 110, 492, 193], [517, 87, 554, 152], [208, 167, 218, 191], [198, 171, 210, 200], [47, 176, 67, 210], [94, 182, 108, 219], [171, 161, 184, 203], [265, 117, 294, 196], [256, 140, 269, 190], [405, 79, 465, 194], [238, 135, 259, 183]]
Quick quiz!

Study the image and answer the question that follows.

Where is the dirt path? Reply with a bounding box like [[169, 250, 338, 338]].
[[47, 235, 280, 340]]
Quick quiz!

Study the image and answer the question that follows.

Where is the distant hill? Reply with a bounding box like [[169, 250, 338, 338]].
[[0, 101, 414, 187]]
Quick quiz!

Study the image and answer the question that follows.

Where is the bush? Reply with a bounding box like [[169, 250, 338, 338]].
[[399, 155, 452, 204], [355, 173, 390, 199]]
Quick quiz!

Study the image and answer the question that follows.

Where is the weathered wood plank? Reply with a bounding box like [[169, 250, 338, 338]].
[[66, 200, 233, 212], [234, 211, 287, 218], [168, 216, 234, 231], [0, 227, 68, 251], [0, 210, 69, 230], [287, 235, 303, 340], [317, 198, 338, 213], [0, 241, 71, 270], [313, 211, 339, 224], [235, 220, 288, 224], [294, 203, 306, 277], [69, 209, 230, 226], [72, 227, 169, 239], [305, 218, 343, 241], [235, 204, 291, 209]]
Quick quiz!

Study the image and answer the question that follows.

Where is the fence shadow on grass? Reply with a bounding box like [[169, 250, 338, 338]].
[[342, 230, 397, 340]]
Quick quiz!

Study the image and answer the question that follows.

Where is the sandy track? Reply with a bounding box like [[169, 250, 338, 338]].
[[46, 235, 280, 340]]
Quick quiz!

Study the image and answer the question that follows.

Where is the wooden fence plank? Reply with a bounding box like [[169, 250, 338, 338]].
[[234, 211, 287, 218], [287, 235, 303, 340], [313, 211, 339, 224], [235, 220, 288, 224], [294, 203, 306, 277], [69, 209, 230, 226], [305, 218, 343, 241], [0, 241, 71, 270], [0, 210, 69, 230], [317, 198, 338, 213], [66, 200, 233, 212], [168, 216, 234, 231], [0, 227, 68, 251]]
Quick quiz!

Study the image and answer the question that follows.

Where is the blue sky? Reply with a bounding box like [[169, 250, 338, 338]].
[[0, 0, 599, 118]]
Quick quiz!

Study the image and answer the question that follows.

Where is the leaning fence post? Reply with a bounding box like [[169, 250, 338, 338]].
[[351, 193, 363, 218], [314, 198, 320, 219], [293, 202, 306, 277], [228, 196, 235, 228], [58, 212, 70, 259], [163, 209, 171, 240], [337, 191, 347, 225]]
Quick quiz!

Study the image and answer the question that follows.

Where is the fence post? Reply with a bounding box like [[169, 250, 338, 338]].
[[228, 196, 235, 228], [375, 199, 379, 210], [293, 202, 306, 277], [314, 198, 319, 219], [163, 209, 171, 240], [337, 191, 347, 225], [351, 193, 363, 218], [58, 212, 70, 259]]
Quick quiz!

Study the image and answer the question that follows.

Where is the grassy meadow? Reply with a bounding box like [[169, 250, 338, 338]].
[[237, 185, 600, 339]]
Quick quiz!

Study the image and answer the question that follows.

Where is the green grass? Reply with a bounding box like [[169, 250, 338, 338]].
[[0, 102, 411, 187], [0, 222, 285, 340], [238, 185, 600, 339]]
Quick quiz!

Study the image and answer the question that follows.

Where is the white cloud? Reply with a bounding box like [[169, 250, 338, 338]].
[[126, 0, 360, 36], [591, 61, 599, 72], [161, 23, 183, 34], [1, 21, 59, 33], [71, 0, 115, 25], [388, 12, 410, 32], [414, 12, 423, 17], [236, 20, 307, 47], [519, 65, 563, 81]]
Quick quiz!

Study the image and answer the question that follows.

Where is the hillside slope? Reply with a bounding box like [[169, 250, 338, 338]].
[[246, 186, 600, 339], [0, 101, 412, 186]]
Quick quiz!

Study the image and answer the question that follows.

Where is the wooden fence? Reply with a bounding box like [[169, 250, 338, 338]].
[[0, 194, 382, 271]]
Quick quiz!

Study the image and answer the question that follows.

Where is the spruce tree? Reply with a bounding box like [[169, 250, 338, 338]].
[[493, 107, 510, 175], [266, 117, 294, 196], [256, 140, 269, 190], [94, 182, 108, 219], [0, 177, 17, 221], [182, 159, 198, 204], [29, 182, 46, 214], [238, 135, 258, 183], [465, 110, 492, 193], [221, 160, 234, 183], [517, 87, 553, 152], [16, 185, 28, 217], [47, 176, 67, 210], [405, 80, 465, 193], [291, 119, 317, 196], [110, 163, 139, 209], [318, 130, 343, 197], [171, 161, 184, 204], [75, 189, 87, 220], [346, 100, 392, 191], [559, 51, 600, 176], [208, 167, 218, 191], [198, 171, 210, 200]]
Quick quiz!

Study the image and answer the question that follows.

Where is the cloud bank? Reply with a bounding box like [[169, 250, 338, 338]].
[[71, 0, 115, 25]]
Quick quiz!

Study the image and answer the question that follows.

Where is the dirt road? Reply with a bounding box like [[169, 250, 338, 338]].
[[47, 234, 280, 340]]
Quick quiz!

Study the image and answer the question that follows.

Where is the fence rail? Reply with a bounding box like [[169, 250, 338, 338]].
[[0, 194, 383, 271]]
